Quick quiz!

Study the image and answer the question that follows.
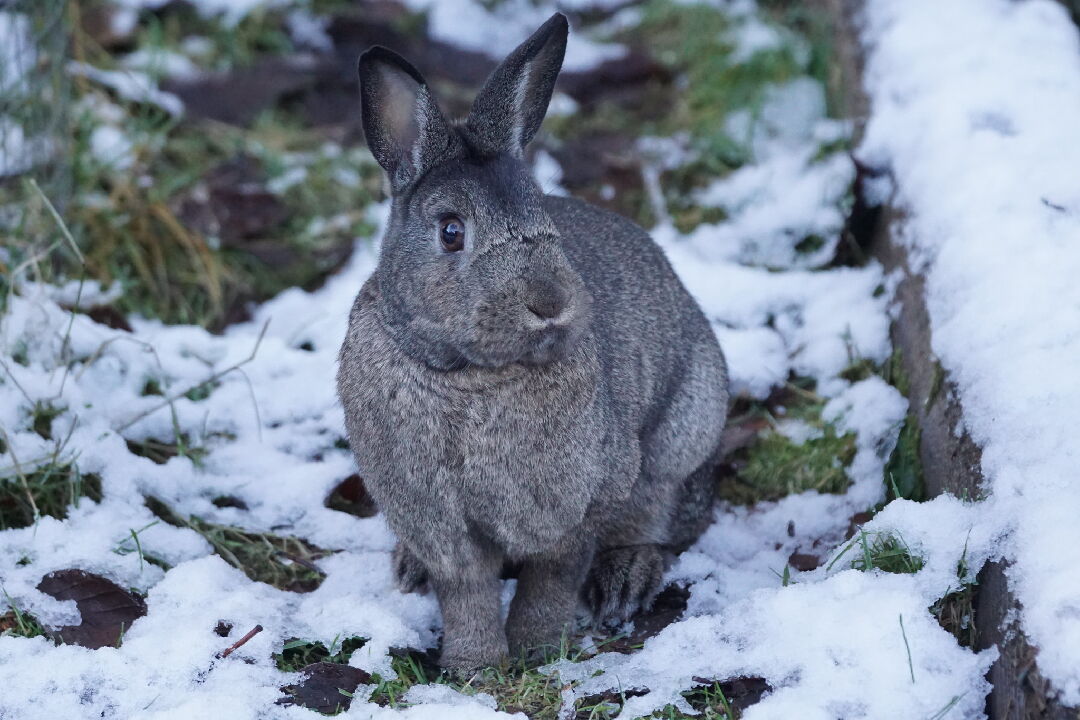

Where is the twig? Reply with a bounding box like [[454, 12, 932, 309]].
[[217, 624, 263, 659], [117, 319, 270, 432]]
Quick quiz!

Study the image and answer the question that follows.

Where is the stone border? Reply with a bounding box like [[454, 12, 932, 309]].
[[825, 1, 1076, 717]]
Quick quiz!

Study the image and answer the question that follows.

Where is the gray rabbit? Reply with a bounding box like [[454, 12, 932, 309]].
[[337, 13, 728, 672]]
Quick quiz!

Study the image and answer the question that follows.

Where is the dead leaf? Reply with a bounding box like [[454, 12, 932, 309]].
[[37, 569, 147, 649], [278, 662, 371, 714], [691, 676, 772, 711], [326, 474, 378, 518], [846, 511, 874, 540], [788, 552, 822, 572]]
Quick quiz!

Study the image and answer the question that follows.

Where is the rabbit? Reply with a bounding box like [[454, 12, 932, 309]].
[[337, 13, 729, 672]]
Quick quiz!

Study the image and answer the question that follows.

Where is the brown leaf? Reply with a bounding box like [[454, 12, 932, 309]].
[[37, 569, 147, 649], [846, 511, 874, 540], [278, 662, 371, 714], [788, 552, 822, 572], [86, 305, 133, 332], [691, 676, 772, 711], [719, 416, 771, 455], [326, 474, 378, 518]]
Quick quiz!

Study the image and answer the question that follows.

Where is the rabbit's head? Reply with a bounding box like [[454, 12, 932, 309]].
[[358, 14, 590, 370]]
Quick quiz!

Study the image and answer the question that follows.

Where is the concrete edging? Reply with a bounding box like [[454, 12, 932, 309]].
[[825, 1, 1076, 717]]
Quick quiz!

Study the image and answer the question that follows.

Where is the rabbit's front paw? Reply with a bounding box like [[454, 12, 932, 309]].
[[438, 636, 508, 675], [393, 543, 429, 594], [584, 545, 665, 628]]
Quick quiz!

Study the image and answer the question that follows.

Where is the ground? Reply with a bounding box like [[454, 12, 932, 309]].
[[0, 0, 1076, 718]]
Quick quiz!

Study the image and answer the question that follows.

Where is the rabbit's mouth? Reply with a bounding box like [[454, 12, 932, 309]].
[[457, 289, 591, 369], [519, 314, 584, 366]]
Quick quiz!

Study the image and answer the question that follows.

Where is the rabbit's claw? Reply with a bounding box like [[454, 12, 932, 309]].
[[585, 545, 665, 628]]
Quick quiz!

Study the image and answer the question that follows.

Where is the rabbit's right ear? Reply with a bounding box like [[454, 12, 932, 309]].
[[466, 13, 569, 158], [358, 47, 453, 192]]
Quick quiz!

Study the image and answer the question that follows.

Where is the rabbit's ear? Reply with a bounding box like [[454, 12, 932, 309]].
[[358, 47, 452, 191], [466, 13, 568, 158]]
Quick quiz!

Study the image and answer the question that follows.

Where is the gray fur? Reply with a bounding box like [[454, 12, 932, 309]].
[[339, 13, 729, 672]]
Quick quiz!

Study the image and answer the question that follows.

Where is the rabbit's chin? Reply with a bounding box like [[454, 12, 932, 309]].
[[457, 320, 586, 369]]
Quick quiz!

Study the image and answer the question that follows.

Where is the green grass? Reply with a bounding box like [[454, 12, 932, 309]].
[[884, 415, 924, 503], [0, 592, 46, 640], [719, 382, 857, 506], [133, 4, 295, 73], [145, 497, 329, 591], [360, 653, 753, 719], [829, 530, 925, 575], [364, 651, 601, 719], [125, 435, 209, 467], [734, 425, 856, 502], [930, 541, 978, 648], [543, 0, 832, 231], [654, 680, 750, 719], [4, 12, 384, 331], [30, 402, 65, 440], [275, 635, 369, 672], [0, 465, 102, 530]]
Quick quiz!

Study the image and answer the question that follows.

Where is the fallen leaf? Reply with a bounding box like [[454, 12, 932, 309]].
[[691, 676, 772, 711], [278, 662, 371, 714], [36, 569, 147, 649], [788, 552, 822, 572], [326, 474, 378, 518]]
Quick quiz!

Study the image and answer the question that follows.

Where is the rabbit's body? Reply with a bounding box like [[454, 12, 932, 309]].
[[338, 16, 727, 671], [341, 194, 725, 556]]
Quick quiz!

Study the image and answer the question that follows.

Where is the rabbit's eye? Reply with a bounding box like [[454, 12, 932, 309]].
[[439, 215, 465, 252]]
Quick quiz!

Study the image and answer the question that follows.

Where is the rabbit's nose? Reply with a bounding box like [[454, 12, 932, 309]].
[[525, 279, 565, 321]]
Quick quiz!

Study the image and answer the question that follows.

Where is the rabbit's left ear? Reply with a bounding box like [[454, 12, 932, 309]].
[[358, 46, 453, 192], [466, 13, 568, 158]]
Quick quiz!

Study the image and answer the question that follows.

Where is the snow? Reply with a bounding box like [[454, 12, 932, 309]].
[[90, 125, 136, 170], [398, 0, 627, 72], [67, 61, 185, 117], [858, 0, 1080, 705], [6, 0, 1074, 716], [0, 11, 54, 177], [121, 48, 202, 81], [112, 0, 291, 28]]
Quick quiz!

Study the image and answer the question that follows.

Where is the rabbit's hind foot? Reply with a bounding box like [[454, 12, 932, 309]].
[[583, 544, 666, 628]]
